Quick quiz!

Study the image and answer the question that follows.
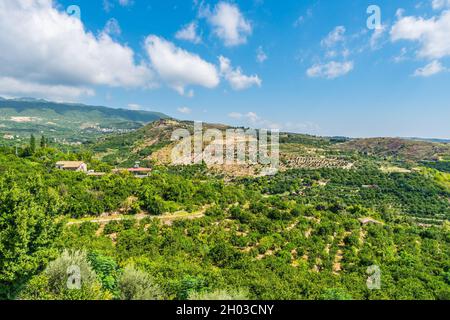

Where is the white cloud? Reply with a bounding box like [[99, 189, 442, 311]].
[[319, 26, 353, 59], [321, 26, 346, 48], [144, 35, 220, 95], [103, 0, 134, 12], [256, 46, 268, 63], [0, 77, 94, 101], [175, 22, 202, 44], [0, 0, 154, 99], [413, 60, 446, 76], [227, 111, 320, 133], [127, 103, 142, 110], [118, 0, 133, 6], [293, 8, 313, 28], [203, 2, 252, 47], [306, 61, 354, 79], [370, 24, 387, 49], [177, 107, 192, 114], [103, 18, 122, 36], [228, 112, 243, 119], [391, 10, 450, 59], [228, 111, 280, 130], [245, 112, 260, 123], [219, 56, 262, 90], [393, 47, 409, 63], [432, 0, 450, 10]]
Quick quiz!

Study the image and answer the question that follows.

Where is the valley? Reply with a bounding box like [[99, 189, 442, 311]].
[[0, 102, 449, 300]]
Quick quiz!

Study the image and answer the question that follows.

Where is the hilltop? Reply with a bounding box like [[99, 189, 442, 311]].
[[89, 119, 450, 178], [336, 137, 450, 161], [89, 119, 351, 174], [0, 97, 168, 143]]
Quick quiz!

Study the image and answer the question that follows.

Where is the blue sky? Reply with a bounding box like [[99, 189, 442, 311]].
[[1, 0, 449, 138]]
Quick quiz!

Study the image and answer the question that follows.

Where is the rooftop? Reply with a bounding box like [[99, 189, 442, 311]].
[[56, 161, 86, 168]]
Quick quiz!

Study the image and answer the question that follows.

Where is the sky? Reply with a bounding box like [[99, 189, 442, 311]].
[[0, 0, 449, 138]]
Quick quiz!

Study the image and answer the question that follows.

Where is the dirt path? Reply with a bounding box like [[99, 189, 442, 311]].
[[66, 206, 209, 226]]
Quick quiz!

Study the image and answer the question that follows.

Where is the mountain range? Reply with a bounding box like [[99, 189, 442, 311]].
[[0, 97, 168, 142]]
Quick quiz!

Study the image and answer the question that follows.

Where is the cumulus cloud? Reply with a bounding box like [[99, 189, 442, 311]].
[[219, 56, 261, 90], [177, 107, 192, 114], [413, 60, 446, 76], [175, 22, 202, 44], [0, 0, 154, 99], [306, 61, 354, 79], [391, 10, 450, 59], [145, 35, 220, 96], [202, 2, 252, 47], [0, 77, 94, 101]]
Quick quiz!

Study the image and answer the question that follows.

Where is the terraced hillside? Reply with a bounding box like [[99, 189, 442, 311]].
[[336, 137, 450, 161], [91, 119, 354, 175]]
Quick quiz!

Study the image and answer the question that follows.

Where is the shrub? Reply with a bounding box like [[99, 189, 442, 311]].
[[189, 289, 248, 300], [19, 250, 111, 300], [117, 265, 163, 300]]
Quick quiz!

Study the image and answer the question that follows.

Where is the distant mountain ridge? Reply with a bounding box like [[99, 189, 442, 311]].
[[0, 97, 169, 142], [337, 137, 450, 161], [0, 97, 168, 123]]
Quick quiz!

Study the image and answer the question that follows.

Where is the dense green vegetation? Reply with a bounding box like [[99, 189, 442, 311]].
[[244, 167, 450, 220], [422, 161, 450, 173], [0, 133, 449, 301], [0, 97, 168, 143]]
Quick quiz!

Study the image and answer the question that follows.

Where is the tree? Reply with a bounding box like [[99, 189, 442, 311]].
[[189, 289, 248, 300], [30, 134, 36, 154], [0, 179, 62, 299], [40, 135, 47, 148], [320, 288, 353, 300], [19, 250, 111, 300], [117, 265, 163, 300]]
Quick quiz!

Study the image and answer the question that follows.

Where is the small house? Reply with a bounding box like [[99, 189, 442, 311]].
[[3, 134, 14, 140], [358, 217, 383, 225], [56, 161, 88, 172]]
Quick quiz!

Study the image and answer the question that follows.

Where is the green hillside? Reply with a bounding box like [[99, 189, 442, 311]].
[[0, 105, 449, 301], [0, 98, 168, 143]]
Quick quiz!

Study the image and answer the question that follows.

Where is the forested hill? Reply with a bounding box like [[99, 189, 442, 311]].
[[336, 137, 450, 161], [0, 97, 169, 141]]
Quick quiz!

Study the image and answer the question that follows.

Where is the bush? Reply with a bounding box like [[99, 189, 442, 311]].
[[45, 250, 97, 293], [189, 289, 248, 300], [88, 252, 119, 294], [103, 221, 123, 235], [320, 288, 353, 300], [117, 265, 163, 300], [19, 250, 111, 300]]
